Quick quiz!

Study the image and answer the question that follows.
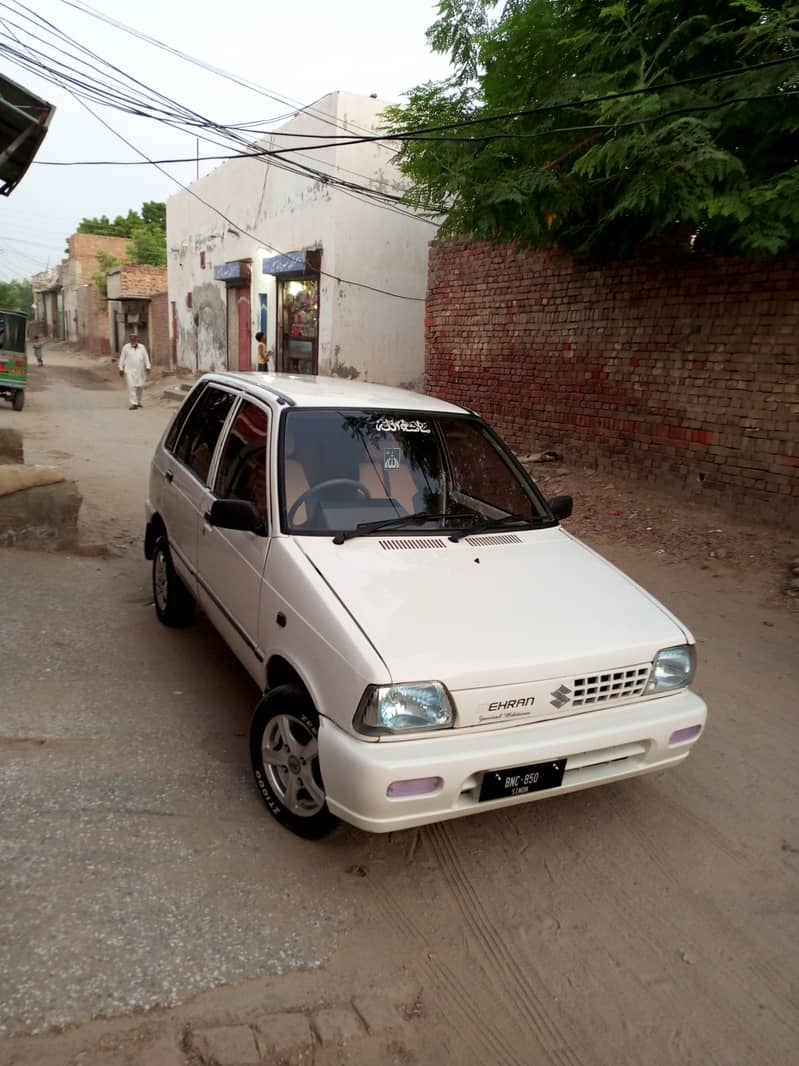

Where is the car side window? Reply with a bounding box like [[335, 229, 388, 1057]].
[[214, 401, 270, 517], [173, 386, 236, 483], [164, 383, 207, 454]]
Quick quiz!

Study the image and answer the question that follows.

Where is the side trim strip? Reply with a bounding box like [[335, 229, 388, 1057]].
[[170, 540, 195, 577], [196, 574, 264, 663]]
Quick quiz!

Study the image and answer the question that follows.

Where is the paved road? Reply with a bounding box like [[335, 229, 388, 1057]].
[[1, 352, 797, 1064]]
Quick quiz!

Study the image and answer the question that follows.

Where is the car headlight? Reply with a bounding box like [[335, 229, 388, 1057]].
[[354, 682, 454, 736], [646, 645, 696, 694]]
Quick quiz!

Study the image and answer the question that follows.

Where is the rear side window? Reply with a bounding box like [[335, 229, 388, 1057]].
[[164, 383, 207, 454], [214, 401, 270, 517], [173, 386, 235, 483]]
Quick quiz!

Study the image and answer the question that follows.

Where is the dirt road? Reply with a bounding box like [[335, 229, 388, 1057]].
[[1, 350, 797, 1066]]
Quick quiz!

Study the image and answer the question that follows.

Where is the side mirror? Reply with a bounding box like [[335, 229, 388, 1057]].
[[206, 499, 267, 536], [548, 495, 573, 521]]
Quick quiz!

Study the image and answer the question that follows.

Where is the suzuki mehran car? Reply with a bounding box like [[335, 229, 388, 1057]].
[[145, 374, 706, 838]]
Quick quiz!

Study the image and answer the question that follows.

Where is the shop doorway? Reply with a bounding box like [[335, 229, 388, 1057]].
[[277, 276, 318, 374], [226, 284, 252, 371]]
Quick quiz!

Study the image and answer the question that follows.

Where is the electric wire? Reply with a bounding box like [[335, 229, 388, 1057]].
[[34, 65, 430, 302], [0, 4, 439, 223]]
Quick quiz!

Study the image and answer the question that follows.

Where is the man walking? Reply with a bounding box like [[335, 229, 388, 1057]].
[[119, 333, 151, 409]]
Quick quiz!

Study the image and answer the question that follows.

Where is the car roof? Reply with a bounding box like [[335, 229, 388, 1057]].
[[204, 372, 470, 414]]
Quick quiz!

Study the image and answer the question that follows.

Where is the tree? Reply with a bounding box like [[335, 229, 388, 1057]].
[[384, 1, 799, 259], [78, 201, 166, 265], [0, 279, 33, 314]]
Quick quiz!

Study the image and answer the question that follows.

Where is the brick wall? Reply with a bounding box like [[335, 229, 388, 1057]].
[[67, 233, 131, 280], [118, 264, 168, 297], [149, 291, 170, 367], [426, 239, 799, 527], [76, 284, 111, 354]]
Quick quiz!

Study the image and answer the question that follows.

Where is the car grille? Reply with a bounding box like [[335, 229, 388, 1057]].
[[571, 664, 650, 707]]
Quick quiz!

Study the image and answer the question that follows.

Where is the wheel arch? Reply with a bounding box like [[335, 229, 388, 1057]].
[[265, 655, 315, 705], [145, 512, 166, 560]]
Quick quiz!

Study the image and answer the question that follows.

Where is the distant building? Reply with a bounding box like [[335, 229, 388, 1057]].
[[57, 233, 131, 351], [106, 263, 168, 363], [31, 266, 62, 338], [167, 91, 437, 387]]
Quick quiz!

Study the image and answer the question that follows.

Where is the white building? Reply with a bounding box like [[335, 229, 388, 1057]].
[[166, 92, 437, 387]]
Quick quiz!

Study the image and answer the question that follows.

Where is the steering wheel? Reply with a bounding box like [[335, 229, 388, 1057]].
[[287, 478, 371, 524]]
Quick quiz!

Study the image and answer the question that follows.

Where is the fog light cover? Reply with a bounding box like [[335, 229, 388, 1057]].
[[355, 682, 454, 736], [387, 776, 443, 798], [669, 724, 703, 747], [646, 645, 696, 694]]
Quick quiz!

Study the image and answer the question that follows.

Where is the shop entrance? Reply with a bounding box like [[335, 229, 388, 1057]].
[[277, 277, 318, 374], [262, 249, 321, 376]]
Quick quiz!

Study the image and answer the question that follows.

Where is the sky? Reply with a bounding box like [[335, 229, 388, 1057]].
[[0, 0, 454, 281]]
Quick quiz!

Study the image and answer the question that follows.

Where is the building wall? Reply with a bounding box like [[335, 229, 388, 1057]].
[[31, 269, 62, 338], [62, 233, 131, 344], [167, 92, 434, 384], [75, 284, 109, 354], [149, 291, 170, 367], [426, 239, 799, 527], [107, 264, 167, 298]]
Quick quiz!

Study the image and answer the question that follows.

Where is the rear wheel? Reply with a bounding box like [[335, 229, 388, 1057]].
[[152, 536, 195, 627], [12, 390, 24, 411], [250, 685, 338, 839]]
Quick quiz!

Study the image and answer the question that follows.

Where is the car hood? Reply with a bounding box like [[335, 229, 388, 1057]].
[[295, 528, 689, 692]]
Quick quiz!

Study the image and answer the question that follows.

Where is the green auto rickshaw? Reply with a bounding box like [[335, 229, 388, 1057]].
[[0, 309, 28, 411]]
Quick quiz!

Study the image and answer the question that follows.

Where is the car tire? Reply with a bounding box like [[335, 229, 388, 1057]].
[[152, 535, 195, 627], [250, 685, 338, 839], [12, 390, 24, 411]]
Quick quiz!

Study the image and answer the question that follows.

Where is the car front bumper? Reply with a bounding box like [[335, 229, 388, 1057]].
[[318, 689, 707, 833]]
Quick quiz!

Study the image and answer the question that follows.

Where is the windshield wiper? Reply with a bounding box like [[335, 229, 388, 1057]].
[[333, 510, 475, 544], [447, 513, 547, 543]]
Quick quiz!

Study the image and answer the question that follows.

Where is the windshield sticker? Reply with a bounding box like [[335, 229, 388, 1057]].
[[375, 417, 431, 434], [384, 448, 401, 470]]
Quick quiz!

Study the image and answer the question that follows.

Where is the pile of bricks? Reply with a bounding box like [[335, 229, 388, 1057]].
[[425, 239, 799, 527]]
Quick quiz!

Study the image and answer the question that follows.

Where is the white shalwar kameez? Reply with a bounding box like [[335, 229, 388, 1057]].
[[119, 342, 151, 408]]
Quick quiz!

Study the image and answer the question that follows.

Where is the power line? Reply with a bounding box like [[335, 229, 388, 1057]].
[[56, 0, 399, 151], [0, 234, 66, 250], [0, 5, 438, 226], [267, 55, 799, 156], [40, 68, 428, 302], [32, 88, 799, 165]]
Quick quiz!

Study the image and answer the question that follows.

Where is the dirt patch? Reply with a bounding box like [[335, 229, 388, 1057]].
[[528, 461, 799, 605]]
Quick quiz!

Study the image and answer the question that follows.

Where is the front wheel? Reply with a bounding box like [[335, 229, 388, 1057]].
[[12, 390, 24, 411], [152, 536, 195, 627], [250, 685, 338, 839]]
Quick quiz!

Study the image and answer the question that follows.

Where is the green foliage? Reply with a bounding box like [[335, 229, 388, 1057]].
[[126, 224, 167, 266], [0, 279, 33, 314], [93, 250, 121, 296], [384, 1, 799, 259], [79, 201, 166, 265]]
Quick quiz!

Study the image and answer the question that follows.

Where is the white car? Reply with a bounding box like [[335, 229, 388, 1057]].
[[145, 373, 706, 838]]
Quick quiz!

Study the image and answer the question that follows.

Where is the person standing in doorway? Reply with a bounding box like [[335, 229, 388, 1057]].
[[255, 331, 268, 372], [119, 333, 151, 409]]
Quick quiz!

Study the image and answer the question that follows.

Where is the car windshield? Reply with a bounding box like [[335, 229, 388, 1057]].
[[280, 409, 553, 536]]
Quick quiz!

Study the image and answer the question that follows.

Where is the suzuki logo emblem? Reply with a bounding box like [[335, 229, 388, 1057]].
[[550, 684, 572, 709]]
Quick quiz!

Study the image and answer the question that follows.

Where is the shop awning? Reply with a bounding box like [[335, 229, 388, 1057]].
[[262, 251, 308, 275], [0, 73, 55, 196]]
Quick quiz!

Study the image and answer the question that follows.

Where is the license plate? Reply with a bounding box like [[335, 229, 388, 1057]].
[[479, 758, 566, 802]]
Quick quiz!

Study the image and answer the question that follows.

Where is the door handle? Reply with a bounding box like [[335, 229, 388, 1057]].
[[165, 470, 173, 483]]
